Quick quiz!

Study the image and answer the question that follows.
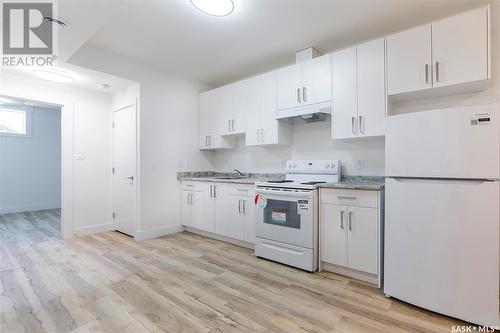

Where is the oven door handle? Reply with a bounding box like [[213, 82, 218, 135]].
[[255, 188, 313, 198]]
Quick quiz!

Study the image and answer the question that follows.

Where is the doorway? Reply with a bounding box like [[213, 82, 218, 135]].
[[112, 102, 138, 237], [0, 96, 62, 243]]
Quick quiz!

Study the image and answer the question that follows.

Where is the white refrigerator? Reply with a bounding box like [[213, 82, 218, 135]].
[[384, 104, 500, 327]]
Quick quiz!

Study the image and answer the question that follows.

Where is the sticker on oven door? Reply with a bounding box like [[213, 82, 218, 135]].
[[256, 194, 267, 208], [298, 200, 310, 214]]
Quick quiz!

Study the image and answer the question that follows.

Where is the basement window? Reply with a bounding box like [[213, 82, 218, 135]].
[[0, 107, 32, 137]]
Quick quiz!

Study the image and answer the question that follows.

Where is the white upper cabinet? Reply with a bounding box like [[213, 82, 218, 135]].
[[357, 38, 386, 137], [332, 46, 358, 140], [199, 87, 234, 150], [301, 54, 332, 105], [386, 24, 432, 95], [246, 71, 291, 146], [332, 38, 386, 140], [277, 54, 331, 110], [387, 6, 489, 96], [277, 64, 302, 110], [432, 6, 489, 88]]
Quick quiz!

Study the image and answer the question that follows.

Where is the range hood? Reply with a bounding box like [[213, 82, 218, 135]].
[[275, 47, 331, 122]]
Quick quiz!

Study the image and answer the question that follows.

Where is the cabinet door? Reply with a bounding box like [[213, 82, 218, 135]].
[[347, 206, 378, 274], [332, 46, 358, 140], [231, 80, 246, 134], [386, 24, 432, 95], [181, 191, 192, 227], [244, 76, 261, 146], [357, 38, 386, 137], [277, 64, 301, 110], [320, 204, 348, 267], [199, 91, 214, 149], [432, 6, 488, 88], [260, 71, 279, 145], [215, 85, 233, 136], [195, 184, 215, 232], [301, 54, 332, 105], [242, 197, 255, 243], [216, 195, 244, 240]]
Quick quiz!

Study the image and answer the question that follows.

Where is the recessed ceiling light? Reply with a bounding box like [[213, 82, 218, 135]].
[[32, 70, 75, 84], [44, 16, 68, 29], [190, 0, 234, 16]]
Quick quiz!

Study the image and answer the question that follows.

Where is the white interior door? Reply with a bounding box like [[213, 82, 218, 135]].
[[113, 104, 138, 237]]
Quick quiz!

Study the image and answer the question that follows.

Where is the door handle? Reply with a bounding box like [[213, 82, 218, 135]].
[[425, 64, 429, 84], [348, 211, 353, 231], [359, 116, 364, 134], [126, 176, 134, 181], [302, 87, 307, 102], [351, 117, 357, 134], [340, 210, 345, 229], [435, 61, 440, 82]]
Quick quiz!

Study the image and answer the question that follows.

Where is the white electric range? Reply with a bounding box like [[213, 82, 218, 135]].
[[254, 160, 341, 271]]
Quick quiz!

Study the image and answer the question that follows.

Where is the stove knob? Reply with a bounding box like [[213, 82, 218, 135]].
[[325, 163, 330, 168], [288, 164, 292, 169], [293, 163, 297, 168]]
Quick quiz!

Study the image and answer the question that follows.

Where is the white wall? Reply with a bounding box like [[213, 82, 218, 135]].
[[0, 72, 113, 237], [0, 106, 61, 213], [69, 46, 213, 239], [214, 119, 385, 176]]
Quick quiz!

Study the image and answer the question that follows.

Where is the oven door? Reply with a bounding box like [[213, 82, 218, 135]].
[[255, 188, 315, 249]]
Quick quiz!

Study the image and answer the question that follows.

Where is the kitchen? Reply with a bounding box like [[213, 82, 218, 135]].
[[0, 1, 499, 332]]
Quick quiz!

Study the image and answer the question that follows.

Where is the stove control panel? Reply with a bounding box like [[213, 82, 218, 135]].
[[285, 160, 341, 174]]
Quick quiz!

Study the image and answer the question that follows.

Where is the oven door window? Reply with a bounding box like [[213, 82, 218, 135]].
[[263, 199, 300, 229]]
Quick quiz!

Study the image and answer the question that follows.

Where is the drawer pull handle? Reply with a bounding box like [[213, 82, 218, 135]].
[[237, 189, 249, 192], [337, 196, 357, 200]]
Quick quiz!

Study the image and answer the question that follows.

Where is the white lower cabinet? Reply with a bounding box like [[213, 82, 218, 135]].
[[319, 188, 383, 286], [181, 181, 255, 245]]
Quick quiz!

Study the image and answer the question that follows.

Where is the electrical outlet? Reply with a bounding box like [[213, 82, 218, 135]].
[[356, 159, 365, 169], [75, 152, 85, 160]]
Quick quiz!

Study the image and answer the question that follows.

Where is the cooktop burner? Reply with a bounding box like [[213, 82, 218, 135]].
[[300, 181, 327, 185], [267, 180, 294, 183]]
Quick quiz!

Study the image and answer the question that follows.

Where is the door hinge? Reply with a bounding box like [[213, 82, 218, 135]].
[[112, 212, 116, 219]]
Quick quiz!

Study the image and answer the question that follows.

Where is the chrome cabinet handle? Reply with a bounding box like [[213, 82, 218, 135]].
[[187, 193, 190, 205], [302, 87, 307, 102], [260, 129, 264, 143], [359, 116, 364, 134], [209, 135, 211, 146], [232, 119, 235, 132], [348, 211, 353, 231], [351, 117, 357, 134], [205, 135, 208, 147], [435, 61, 440, 82], [243, 200, 246, 214], [238, 199, 242, 213], [340, 210, 345, 229], [425, 64, 429, 84], [337, 195, 357, 200], [297, 88, 301, 103], [256, 129, 260, 143], [228, 119, 231, 132], [209, 185, 213, 198], [213, 185, 217, 198]]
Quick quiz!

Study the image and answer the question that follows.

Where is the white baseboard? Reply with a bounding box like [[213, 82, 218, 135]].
[[135, 225, 183, 241], [73, 223, 114, 237], [0, 203, 61, 214], [184, 226, 255, 250]]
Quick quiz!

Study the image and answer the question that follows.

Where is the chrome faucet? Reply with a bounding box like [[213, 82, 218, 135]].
[[234, 169, 245, 176]]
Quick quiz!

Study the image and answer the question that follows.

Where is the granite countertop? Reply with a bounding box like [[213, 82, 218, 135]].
[[177, 171, 284, 185], [319, 176, 385, 190], [178, 172, 385, 189]]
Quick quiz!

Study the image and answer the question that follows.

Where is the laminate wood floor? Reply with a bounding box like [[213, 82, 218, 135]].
[[1, 230, 466, 333]]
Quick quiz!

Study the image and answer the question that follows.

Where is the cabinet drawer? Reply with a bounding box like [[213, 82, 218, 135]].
[[320, 188, 378, 208], [228, 184, 255, 197], [181, 181, 203, 191]]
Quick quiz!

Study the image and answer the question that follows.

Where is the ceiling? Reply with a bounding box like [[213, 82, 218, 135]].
[[78, 0, 488, 87]]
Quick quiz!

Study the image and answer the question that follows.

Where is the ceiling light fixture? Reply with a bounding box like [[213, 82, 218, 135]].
[[32, 70, 75, 84], [190, 0, 234, 16]]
